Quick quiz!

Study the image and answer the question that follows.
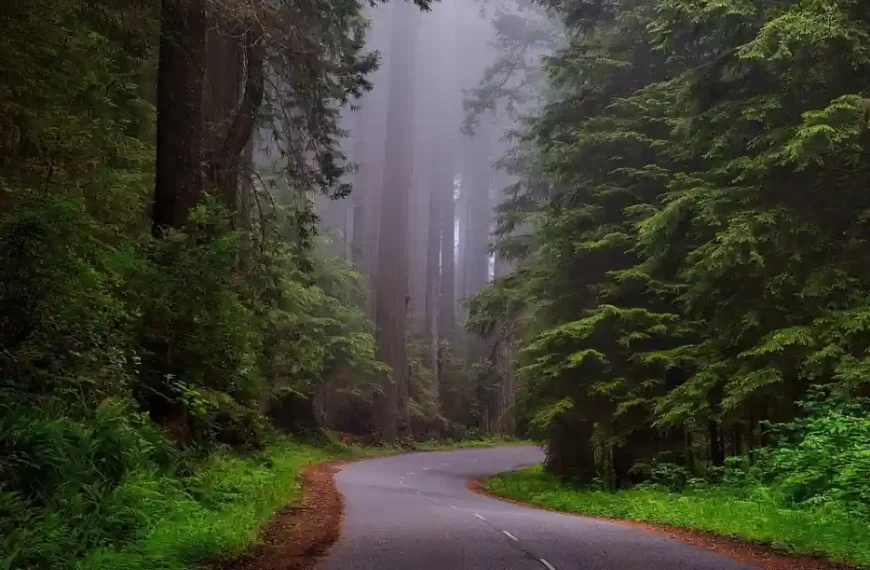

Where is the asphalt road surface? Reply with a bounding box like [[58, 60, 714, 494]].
[[316, 446, 754, 570]]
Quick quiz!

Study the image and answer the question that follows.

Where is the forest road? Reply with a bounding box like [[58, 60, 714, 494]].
[[314, 446, 754, 570]]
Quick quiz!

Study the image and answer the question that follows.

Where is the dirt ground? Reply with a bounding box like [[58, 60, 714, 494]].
[[220, 461, 346, 570]]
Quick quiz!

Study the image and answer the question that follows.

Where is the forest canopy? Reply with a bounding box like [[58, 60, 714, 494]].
[[5, 0, 870, 567], [472, 0, 870, 495]]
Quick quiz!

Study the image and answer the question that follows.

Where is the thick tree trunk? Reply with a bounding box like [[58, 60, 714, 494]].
[[374, 1, 418, 441], [350, 109, 368, 268], [206, 20, 264, 212], [153, 0, 207, 232], [423, 178, 442, 371], [408, 171, 428, 331], [351, 3, 391, 318], [203, 11, 244, 208]]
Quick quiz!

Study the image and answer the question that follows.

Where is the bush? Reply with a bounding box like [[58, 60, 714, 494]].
[[757, 404, 870, 511], [0, 195, 388, 568]]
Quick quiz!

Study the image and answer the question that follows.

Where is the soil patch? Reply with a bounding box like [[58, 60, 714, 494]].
[[220, 461, 346, 570], [467, 480, 856, 570]]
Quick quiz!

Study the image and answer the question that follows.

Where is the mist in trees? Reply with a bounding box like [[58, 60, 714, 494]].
[[315, 0, 551, 441], [468, 0, 870, 515], [8, 0, 869, 566]]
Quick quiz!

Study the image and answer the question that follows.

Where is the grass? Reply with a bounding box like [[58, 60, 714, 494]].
[[76, 439, 337, 570], [73, 436, 519, 570], [415, 436, 533, 451], [484, 465, 870, 569]]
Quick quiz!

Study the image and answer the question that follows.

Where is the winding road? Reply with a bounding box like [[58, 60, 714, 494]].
[[315, 446, 754, 570]]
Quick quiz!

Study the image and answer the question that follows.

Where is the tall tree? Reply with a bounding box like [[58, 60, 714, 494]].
[[420, 0, 460, 370], [152, 0, 206, 232], [374, 0, 420, 440], [463, 127, 494, 301], [439, 174, 457, 340], [202, 1, 264, 213]]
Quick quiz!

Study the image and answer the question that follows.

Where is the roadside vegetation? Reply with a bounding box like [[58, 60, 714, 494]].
[[6, 0, 870, 566], [76, 435, 512, 570], [485, 397, 870, 568], [467, 0, 870, 565], [1, 2, 520, 569], [78, 439, 338, 570]]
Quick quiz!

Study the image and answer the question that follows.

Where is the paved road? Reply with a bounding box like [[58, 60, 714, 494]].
[[316, 446, 754, 570]]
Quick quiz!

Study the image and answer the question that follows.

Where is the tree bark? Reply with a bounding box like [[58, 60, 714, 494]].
[[709, 419, 725, 466], [153, 0, 207, 233], [206, 18, 264, 212], [203, 10, 243, 208], [423, 177, 442, 371], [374, 1, 418, 441]]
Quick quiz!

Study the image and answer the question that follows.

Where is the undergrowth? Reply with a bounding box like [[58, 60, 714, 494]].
[[415, 436, 530, 451], [485, 466, 870, 568], [66, 437, 511, 570], [73, 439, 333, 570]]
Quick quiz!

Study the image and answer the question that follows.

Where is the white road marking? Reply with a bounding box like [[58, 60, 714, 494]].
[[540, 559, 557, 570], [407, 472, 415, 475], [502, 531, 518, 541], [474, 513, 488, 522], [422, 467, 429, 470], [449, 505, 459, 510]]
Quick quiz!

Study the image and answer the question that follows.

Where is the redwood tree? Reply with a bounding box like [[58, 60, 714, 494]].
[[152, 0, 206, 232], [373, 0, 419, 441]]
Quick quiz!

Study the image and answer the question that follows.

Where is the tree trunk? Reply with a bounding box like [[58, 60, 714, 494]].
[[206, 19, 264, 212], [464, 130, 492, 299], [350, 110, 367, 268], [351, 2, 391, 318], [709, 419, 725, 466], [374, 1, 418, 442], [203, 10, 244, 209], [439, 179, 456, 341], [153, 0, 207, 233], [423, 177, 442, 371], [455, 171, 469, 322]]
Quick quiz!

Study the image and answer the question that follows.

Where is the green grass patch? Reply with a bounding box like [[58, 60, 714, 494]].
[[73, 437, 515, 570], [76, 439, 334, 570], [415, 436, 533, 451], [485, 466, 870, 569]]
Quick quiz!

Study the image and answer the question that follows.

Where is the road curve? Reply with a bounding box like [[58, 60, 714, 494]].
[[315, 446, 754, 570]]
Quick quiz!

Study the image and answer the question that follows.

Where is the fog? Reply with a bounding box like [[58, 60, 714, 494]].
[[304, 0, 557, 438], [316, 2, 549, 322]]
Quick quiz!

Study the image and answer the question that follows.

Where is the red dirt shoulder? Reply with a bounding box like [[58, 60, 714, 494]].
[[220, 460, 346, 570]]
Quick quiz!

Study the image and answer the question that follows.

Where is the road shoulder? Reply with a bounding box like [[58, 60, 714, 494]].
[[219, 461, 345, 570], [468, 477, 858, 570]]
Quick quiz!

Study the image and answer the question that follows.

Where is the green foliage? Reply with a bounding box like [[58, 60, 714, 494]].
[[471, 0, 870, 494], [486, 399, 870, 565], [751, 395, 870, 512], [1, 0, 436, 567], [485, 466, 870, 568], [76, 439, 334, 570], [0, 191, 390, 567]]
